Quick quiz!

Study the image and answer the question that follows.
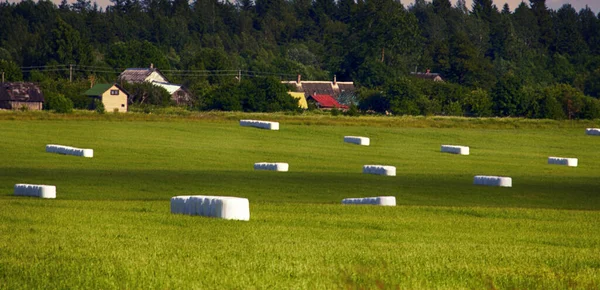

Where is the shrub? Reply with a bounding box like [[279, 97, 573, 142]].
[[344, 104, 360, 117], [94, 99, 105, 114], [463, 89, 492, 117], [46, 93, 74, 113]]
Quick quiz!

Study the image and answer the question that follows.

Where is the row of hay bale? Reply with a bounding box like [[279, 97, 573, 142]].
[[244, 120, 596, 190], [14, 184, 56, 199], [239, 120, 279, 130], [12, 144, 95, 199], [46, 144, 94, 158], [170, 195, 251, 221], [586, 128, 600, 136], [14, 122, 599, 222]]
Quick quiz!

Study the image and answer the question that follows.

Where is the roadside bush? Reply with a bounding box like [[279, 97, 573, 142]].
[[463, 89, 492, 117], [123, 82, 172, 107], [344, 104, 360, 116], [94, 99, 105, 114], [46, 93, 74, 113], [201, 77, 297, 112]]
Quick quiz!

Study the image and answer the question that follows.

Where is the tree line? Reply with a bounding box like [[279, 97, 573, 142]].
[[1, 0, 600, 119]]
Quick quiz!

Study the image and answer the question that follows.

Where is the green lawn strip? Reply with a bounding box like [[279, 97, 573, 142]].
[[0, 200, 598, 289], [1, 117, 599, 288]]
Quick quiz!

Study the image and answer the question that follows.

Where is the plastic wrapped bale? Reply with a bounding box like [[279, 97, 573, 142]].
[[46, 144, 93, 158], [362, 165, 396, 176], [473, 175, 512, 187], [441, 145, 470, 155], [170, 195, 250, 221], [585, 128, 600, 136], [253, 162, 289, 172], [342, 196, 396, 206], [239, 120, 279, 130], [548, 157, 578, 167], [343, 136, 370, 146], [14, 184, 56, 199]]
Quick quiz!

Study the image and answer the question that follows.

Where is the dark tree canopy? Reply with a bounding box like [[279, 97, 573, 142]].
[[0, 0, 599, 118]]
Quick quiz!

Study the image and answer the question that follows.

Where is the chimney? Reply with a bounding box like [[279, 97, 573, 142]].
[[150, 63, 154, 69], [333, 75, 337, 85], [297, 74, 301, 84]]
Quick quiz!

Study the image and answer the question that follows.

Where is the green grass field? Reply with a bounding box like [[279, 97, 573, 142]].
[[1, 112, 599, 289]]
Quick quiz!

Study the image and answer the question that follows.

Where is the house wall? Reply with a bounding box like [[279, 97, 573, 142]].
[[172, 89, 192, 106], [146, 71, 168, 83], [101, 85, 128, 112], [288, 92, 308, 109], [1, 101, 43, 110]]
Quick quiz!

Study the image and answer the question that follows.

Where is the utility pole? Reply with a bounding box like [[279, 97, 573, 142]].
[[69, 64, 73, 83], [1, 71, 4, 83], [238, 70, 241, 83]]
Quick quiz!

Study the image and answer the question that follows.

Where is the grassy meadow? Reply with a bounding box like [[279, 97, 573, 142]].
[[0, 111, 599, 289]]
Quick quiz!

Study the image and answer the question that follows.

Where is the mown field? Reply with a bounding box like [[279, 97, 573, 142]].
[[1, 111, 599, 289]]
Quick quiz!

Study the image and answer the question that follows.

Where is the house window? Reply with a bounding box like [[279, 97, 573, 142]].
[[121, 104, 125, 107], [110, 90, 119, 95]]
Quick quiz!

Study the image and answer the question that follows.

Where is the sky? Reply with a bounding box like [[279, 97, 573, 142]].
[[5, 0, 600, 14]]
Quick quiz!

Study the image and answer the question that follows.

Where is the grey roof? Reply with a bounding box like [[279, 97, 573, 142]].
[[117, 68, 168, 83], [284, 81, 356, 98], [0, 82, 44, 102], [337, 83, 355, 93], [301, 83, 335, 96]]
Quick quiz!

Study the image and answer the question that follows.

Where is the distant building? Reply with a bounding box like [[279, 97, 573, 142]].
[[288, 92, 308, 109], [117, 65, 193, 106], [117, 66, 169, 84], [0, 82, 44, 110], [410, 69, 444, 82], [282, 75, 356, 98], [151, 81, 193, 106], [282, 75, 355, 109], [84, 83, 129, 112]]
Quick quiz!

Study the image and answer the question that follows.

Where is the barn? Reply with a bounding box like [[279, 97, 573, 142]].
[[0, 82, 44, 110]]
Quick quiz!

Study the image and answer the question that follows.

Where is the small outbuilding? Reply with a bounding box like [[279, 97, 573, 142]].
[[151, 81, 193, 106], [0, 82, 44, 110], [84, 83, 129, 112]]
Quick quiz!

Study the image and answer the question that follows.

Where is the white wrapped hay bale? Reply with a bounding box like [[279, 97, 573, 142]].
[[363, 165, 396, 176], [586, 128, 600, 136], [473, 175, 512, 187], [170, 195, 250, 221], [239, 119, 279, 130], [253, 162, 289, 172], [344, 136, 370, 146], [14, 184, 56, 199], [548, 157, 578, 167], [342, 196, 396, 206], [46, 144, 93, 158], [441, 145, 470, 155]]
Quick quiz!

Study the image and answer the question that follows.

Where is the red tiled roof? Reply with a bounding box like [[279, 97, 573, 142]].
[[310, 94, 348, 109]]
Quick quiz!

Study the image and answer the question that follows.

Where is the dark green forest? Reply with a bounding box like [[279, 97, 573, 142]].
[[1, 0, 600, 118]]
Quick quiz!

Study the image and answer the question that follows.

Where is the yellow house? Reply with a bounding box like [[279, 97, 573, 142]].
[[288, 92, 308, 109], [84, 84, 129, 112]]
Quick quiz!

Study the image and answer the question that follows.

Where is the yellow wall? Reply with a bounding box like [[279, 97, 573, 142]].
[[102, 85, 128, 112], [288, 92, 308, 109]]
